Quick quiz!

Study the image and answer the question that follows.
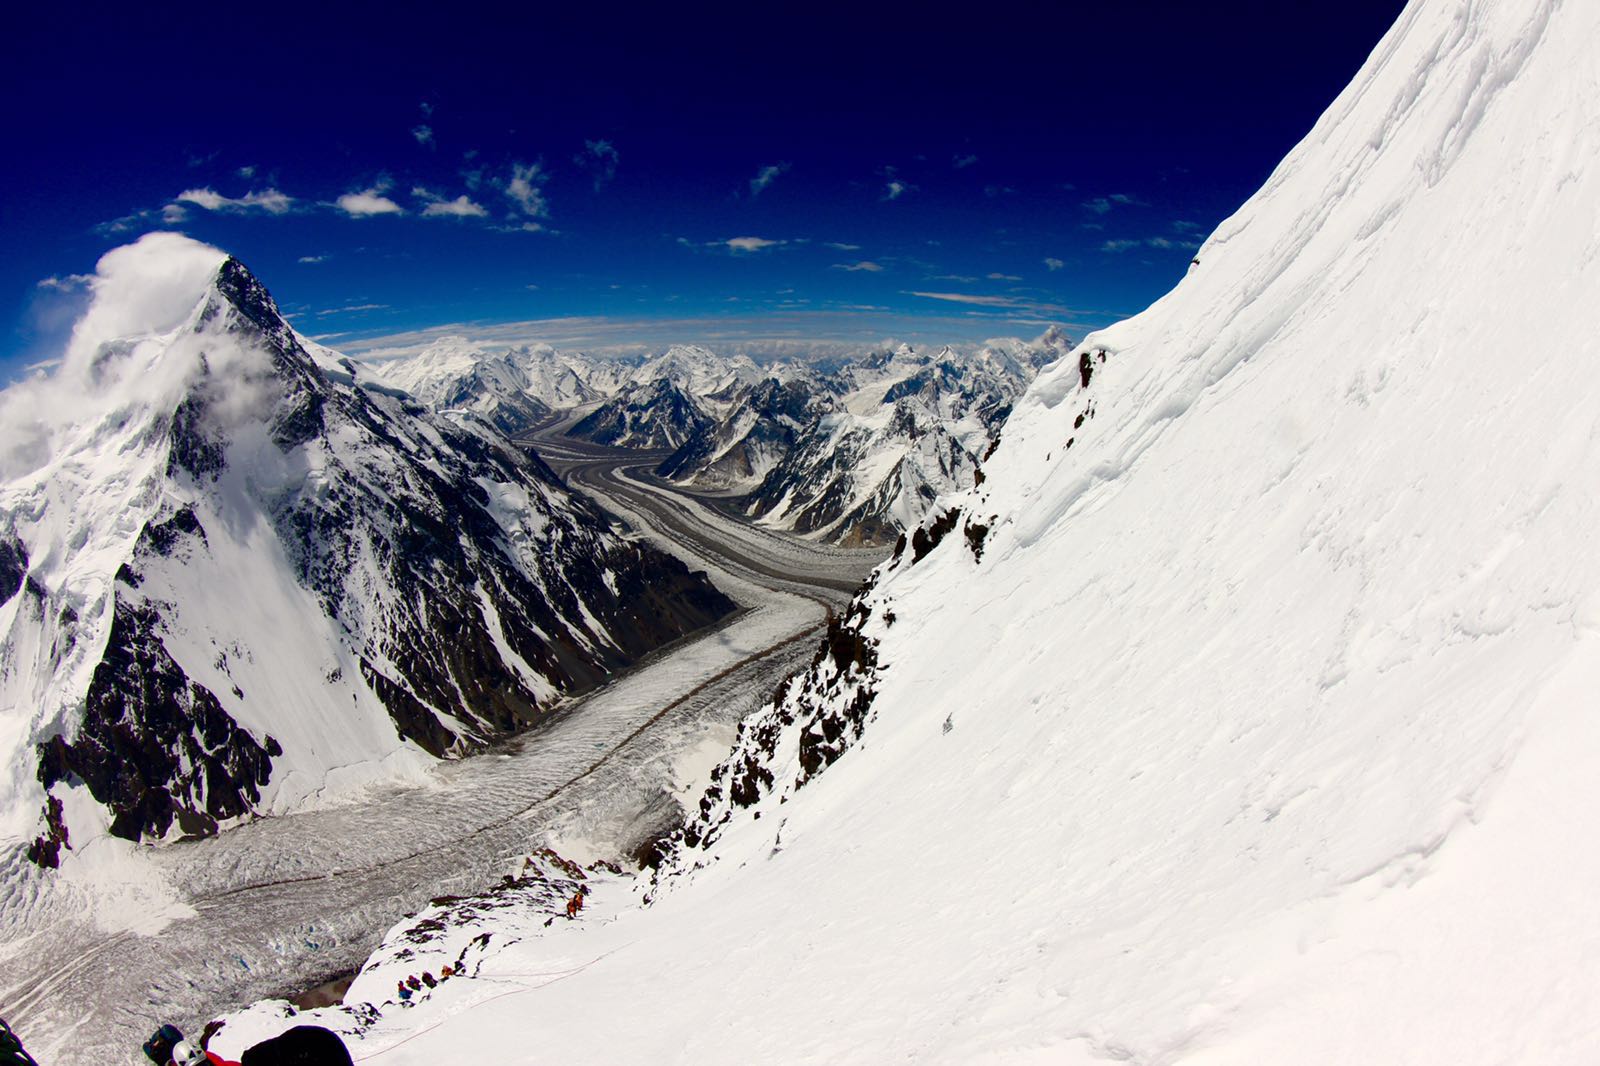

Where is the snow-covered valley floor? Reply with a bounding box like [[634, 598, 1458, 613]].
[[0, 429, 882, 1064]]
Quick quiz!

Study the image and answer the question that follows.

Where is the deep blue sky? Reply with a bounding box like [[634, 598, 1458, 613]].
[[4, 1, 1407, 370]]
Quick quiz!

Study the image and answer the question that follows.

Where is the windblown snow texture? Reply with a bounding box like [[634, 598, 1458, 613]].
[[0, 247, 734, 852], [214, 0, 1600, 1061]]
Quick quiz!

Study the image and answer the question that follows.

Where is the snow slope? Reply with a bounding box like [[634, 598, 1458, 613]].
[[210, 0, 1600, 1060]]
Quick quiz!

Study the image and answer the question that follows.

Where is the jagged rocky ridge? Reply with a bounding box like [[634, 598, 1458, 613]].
[[0, 249, 735, 855]]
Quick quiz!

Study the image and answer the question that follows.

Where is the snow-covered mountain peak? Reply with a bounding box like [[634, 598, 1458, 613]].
[[1, 240, 736, 857]]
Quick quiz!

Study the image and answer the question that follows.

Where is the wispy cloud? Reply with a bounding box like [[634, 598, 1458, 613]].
[[986, 272, 1022, 281], [825, 241, 862, 251], [315, 303, 390, 317], [909, 291, 1019, 307], [1044, 257, 1065, 271], [1100, 235, 1199, 253], [413, 124, 435, 147], [953, 154, 978, 169], [883, 179, 912, 201], [1082, 192, 1147, 215], [832, 261, 884, 272], [904, 290, 1079, 318], [928, 274, 979, 283], [504, 161, 549, 218], [298, 254, 329, 264], [984, 185, 1016, 198], [176, 187, 294, 214], [414, 188, 489, 218], [237, 164, 257, 179], [576, 139, 620, 190], [749, 162, 790, 197], [720, 236, 785, 253], [336, 182, 405, 217], [35, 273, 93, 292]]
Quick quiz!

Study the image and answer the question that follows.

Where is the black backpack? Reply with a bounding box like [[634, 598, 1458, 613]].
[[0, 1019, 39, 1066], [240, 1025, 353, 1066]]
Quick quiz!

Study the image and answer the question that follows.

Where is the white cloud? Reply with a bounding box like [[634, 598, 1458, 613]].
[[883, 179, 912, 201], [176, 187, 294, 214], [505, 162, 549, 218], [1100, 238, 1142, 252], [422, 196, 488, 218], [35, 273, 93, 292], [832, 261, 884, 272], [298, 255, 329, 264], [413, 124, 435, 147], [825, 242, 862, 251], [953, 154, 978, 169], [750, 162, 790, 197], [1, 234, 248, 481], [336, 187, 405, 217], [237, 165, 257, 179], [987, 272, 1022, 281], [908, 290, 1018, 307], [577, 140, 620, 190], [65, 233, 230, 373], [721, 236, 784, 253], [161, 203, 190, 223], [1044, 257, 1065, 271], [928, 274, 979, 283], [413, 187, 489, 218]]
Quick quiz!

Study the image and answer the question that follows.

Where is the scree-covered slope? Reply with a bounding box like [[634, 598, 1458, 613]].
[[211, 0, 1600, 1061]]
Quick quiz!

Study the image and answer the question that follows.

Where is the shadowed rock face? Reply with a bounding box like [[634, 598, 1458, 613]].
[[0, 534, 25, 608], [25, 258, 736, 848], [568, 378, 713, 450]]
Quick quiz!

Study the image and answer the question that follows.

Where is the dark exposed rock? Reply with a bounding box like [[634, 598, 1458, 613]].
[[26, 795, 69, 869], [0, 533, 27, 608], [964, 519, 990, 562], [911, 507, 961, 563], [166, 394, 226, 482], [38, 598, 278, 842]]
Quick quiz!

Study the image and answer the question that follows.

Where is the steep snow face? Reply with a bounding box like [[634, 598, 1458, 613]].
[[0, 238, 734, 857], [373, 337, 550, 435], [219, 1, 1600, 1061]]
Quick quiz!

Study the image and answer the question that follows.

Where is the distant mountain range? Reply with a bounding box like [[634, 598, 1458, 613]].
[[377, 330, 1072, 545]]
